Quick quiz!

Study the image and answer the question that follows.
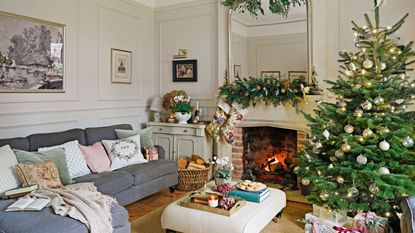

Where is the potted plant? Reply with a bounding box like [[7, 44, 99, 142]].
[[163, 90, 193, 124], [214, 156, 233, 185]]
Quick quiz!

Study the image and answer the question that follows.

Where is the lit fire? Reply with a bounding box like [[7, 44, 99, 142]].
[[262, 148, 289, 172]]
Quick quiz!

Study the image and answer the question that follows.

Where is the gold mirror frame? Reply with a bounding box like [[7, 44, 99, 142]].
[[227, 0, 313, 83]]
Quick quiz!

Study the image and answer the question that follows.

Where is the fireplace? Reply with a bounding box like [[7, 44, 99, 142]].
[[231, 126, 307, 188]]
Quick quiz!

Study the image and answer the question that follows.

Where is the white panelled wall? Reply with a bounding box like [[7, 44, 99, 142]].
[[0, 0, 414, 138]]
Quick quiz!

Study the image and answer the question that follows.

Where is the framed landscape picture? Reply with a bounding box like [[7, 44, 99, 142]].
[[0, 11, 65, 93], [288, 71, 307, 81], [173, 59, 197, 82], [261, 71, 280, 78], [111, 49, 132, 84]]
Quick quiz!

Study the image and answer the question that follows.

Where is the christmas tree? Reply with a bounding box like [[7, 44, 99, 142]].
[[296, 6, 415, 220]]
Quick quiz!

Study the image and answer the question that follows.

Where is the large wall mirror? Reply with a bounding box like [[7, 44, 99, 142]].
[[228, 0, 313, 83]]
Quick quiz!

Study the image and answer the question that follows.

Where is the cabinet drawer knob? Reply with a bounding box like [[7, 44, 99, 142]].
[[183, 129, 188, 133]]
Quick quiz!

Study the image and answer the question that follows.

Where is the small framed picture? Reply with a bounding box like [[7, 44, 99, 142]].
[[261, 71, 281, 78], [173, 59, 197, 82], [234, 65, 241, 79], [111, 48, 132, 84], [288, 71, 307, 81]]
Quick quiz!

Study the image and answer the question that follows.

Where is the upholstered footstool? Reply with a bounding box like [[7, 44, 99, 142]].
[[161, 188, 286, 233]]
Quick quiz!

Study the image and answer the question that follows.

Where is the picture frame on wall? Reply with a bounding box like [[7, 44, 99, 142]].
[[288, 71, 307, 81], [111, 48, 132, 84], [172, 59, 197, 82], [234, 65, 241, 79], [0, 11, 65, 93], [261, 71, 280, 79]]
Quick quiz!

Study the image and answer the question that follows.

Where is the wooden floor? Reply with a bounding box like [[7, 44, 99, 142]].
[[126, 188, 312, 232]]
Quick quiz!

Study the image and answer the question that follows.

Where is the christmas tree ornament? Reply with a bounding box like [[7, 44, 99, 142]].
[[356, 154, 368, 164], [380, 62, 387, 70], [304, 152, 312, 160], [293, 167, 301, 174], [364, 80, 372, 88], [362, 128, 374, 138], [369, 184, 379, 194], [378, 127, 390, 134], [341, 142, 352, 152], [379, 140, 390, 151], [347, 187, 359, 197], [361, 100, 373, 110], [301, 178, 311, 186], [322, 129, 330, 140], [354, 109, 364, 117], [330, 156, 337, 162], [336, 176, 345, 184], [374, 96, 385, 105], [328, 164, 334, 169], [320, 192, 329, 201], [344, 125, 354, 134], [402, 136, 414, 148], [348, 62, 357, 71], [345, 69, 354, 77], [335, 150, 344, 158], [337, 101, 347, 108], [312, 145, 321, 154], [361, 69, 368, 75], [400, 73, 406, 80], [378, 167, 390, 175], [363, 59, 374, 69]]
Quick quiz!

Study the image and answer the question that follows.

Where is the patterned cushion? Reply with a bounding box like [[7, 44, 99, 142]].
[[78, 142, 111, 173], [0, 145, 20, 195], [38, 140, 91, 179], [115, 128, 154, 147], [15, 160, 63, 189], [102, 135, 147, 171]]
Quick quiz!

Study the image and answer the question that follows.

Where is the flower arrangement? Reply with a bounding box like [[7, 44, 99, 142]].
[[213, 183, 233, 193], [162, 90, 193, 114], [214, 156, 233, 180]]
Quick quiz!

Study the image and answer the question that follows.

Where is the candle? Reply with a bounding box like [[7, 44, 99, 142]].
[[208, 194, 218, 208]]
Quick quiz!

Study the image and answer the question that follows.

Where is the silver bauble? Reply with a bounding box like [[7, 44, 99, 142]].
[[378, 127, 390, 134], [328, 164, 334, 169], [378, 167, 390, 175], [379, 140, 390, 151], [345, 69, 354, 77], [354, 109, 364, 118], [402, 136, 414, 148], [344, 125, 354, 134], [369, 184, 379, 194], [312, 146, 321, 154], [356, 154, 368, 165], [301, 178, 311, 186], [374, 96, 385, 105], [338, 101, 347, 108], [320, 192, 329, 201], [335, 150, 344, 158], [293, 166, 301, 174], [336, 176, 345, 184], [362, 128, 374, 138], [348, 187, 360, 197], [322, 130, 330, 140], [380, 62, 387, 70], [361, 100, 373, 110], [330, 156, 337, 162], [349, 62, 357, 71], [341, 142, 352, 152], [363, 59, 374, 69]]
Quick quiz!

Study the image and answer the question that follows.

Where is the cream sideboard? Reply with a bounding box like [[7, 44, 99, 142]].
[[146, 122, 213, 162]]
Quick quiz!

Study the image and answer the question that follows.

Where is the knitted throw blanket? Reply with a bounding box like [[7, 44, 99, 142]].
[[30, 182, 116, 233]]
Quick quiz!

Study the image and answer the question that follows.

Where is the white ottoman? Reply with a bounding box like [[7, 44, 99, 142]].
[[161, 188, 286, 233]]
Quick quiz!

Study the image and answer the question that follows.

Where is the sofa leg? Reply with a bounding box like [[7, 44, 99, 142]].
[[273, 210, 283, 223], [169, 185, 176, 197]]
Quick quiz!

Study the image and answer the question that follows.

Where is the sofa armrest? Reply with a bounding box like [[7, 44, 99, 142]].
[[401, 196, 415, 233], [155, 145, 166, 160]]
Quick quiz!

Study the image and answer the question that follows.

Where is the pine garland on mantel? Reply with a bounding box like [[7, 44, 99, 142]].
[[222, 0, 306, 17], [218, 76, 308, 109]]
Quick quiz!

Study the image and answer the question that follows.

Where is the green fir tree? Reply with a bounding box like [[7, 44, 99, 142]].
[[295, 6, 415, 220]]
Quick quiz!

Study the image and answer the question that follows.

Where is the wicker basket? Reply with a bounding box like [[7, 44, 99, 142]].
[[177, 165, 211, 191]]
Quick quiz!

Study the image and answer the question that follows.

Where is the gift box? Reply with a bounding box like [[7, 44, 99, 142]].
[[305, 213, 355, 233], [353, 212, 386, 233], [313, 205, 350, 225]]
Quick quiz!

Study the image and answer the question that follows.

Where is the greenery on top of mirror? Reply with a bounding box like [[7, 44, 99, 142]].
[[222, 0, 306, 17]]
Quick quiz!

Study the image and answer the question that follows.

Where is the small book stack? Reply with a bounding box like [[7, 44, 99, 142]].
[[228, 187, 270, 203], [3, 184, 38, 199]]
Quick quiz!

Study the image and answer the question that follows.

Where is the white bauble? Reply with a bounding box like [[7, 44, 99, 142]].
[[380, 62, 387, 70], [301, 178, 311, 186], [344, 125, 354, 134], [379, 140, 390, 151], [402, 136, 414, 148], [363, 59, 374, 69], [335, 150, 344, 158], [378, 167, 390, 175], [322, 130, 330, 140], [328, 164, 334, 169], [341, 142, 352, 152], [336, 176, 345, 184], [369, 184, 379, 194], [345, 69, 354, 77], [378, 127, 390, 134], [362, 128, 374, 138], [348, 187, 360, 197], [320, 192, 329, 201], [349, 62, 357, 71], [356, 154, 368, 165], [354, 109, 364, 118], [361, 100, 373, 110], [374, 96, 385, 105]]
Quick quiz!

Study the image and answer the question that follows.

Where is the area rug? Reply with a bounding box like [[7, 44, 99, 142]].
[[131, 202, 305, 233]]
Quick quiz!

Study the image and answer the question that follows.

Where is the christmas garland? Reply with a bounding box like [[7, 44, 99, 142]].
[[222, 0, 306, 17], [218, 76, 308, 109]]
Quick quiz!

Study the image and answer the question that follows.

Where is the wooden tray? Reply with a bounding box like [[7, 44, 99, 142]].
[[180, 193, 245, 216]]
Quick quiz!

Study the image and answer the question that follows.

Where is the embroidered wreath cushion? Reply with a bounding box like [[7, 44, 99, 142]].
[[15, 160, 63, 189], [102, 134, 147, 171]]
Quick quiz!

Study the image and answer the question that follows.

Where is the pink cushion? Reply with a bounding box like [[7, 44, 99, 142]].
[[79, 142, 110, 173]]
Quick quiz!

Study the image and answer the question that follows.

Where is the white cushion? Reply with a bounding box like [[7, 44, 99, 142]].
[[39, 140, 90, 179], [102, 134, 147, 171], [0, 145, 20, 195]]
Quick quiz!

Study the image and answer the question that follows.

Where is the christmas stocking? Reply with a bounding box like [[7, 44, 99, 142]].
[[220, 103, 248, 144], [206, 99, 231, 142]]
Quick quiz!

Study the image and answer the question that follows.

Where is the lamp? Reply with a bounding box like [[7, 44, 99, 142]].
[[150, 97, 163, 122]]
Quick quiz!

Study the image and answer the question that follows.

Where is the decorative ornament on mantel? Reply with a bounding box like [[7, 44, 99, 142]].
[[222, 0, 306, 17]]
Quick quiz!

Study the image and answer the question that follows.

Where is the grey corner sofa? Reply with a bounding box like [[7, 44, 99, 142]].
[[0, 124, 179, 233], [402, 197, 415, 233]]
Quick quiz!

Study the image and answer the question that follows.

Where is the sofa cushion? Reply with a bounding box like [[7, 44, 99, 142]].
[[15, 160, 63, 189], [28, 129, 86, 151], [0, 145, 20, 195], [74, 171, 134, 196], [0, 137, 29, 151], [84, 124, 132, 146], [118, 160, 177, 186], [115, 128, 154, 147], [79, 142, 111, 173], [0, 199, 129, 233]]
